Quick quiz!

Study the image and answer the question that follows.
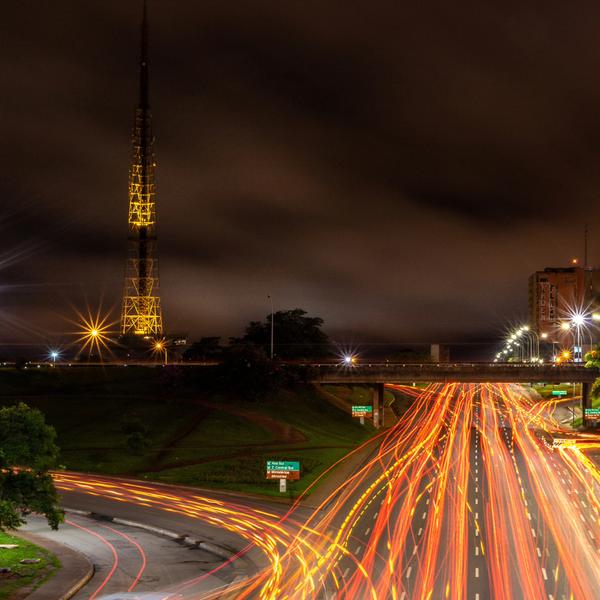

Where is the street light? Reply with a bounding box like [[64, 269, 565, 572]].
[[76, 311, 112, 359], [153, 339, 168, 364], [50, 350, 59, 364]]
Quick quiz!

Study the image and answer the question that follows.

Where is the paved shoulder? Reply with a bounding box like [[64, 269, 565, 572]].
[[17, 528, 93, 600]]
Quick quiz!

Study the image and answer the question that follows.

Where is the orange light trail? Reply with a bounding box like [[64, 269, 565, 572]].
[[53, 382, 600, 599]]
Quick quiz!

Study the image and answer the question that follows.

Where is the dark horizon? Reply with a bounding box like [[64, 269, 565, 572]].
[[1, 1, 599, 348]]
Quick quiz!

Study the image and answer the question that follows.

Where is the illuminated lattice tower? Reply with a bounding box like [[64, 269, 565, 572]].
[[120, 0, 164, 337]]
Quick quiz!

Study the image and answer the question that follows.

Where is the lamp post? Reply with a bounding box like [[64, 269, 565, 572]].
[[268, 295, 274, 360], [154, 340, 167, 365]]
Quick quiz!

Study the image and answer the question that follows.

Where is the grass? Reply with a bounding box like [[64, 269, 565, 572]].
[[0, 531, 60, 600], [146, 388, 375, 497], [322, 384, 396, 408], [0, 368, 376, 499], [533, 383, 579, 399], [572, 395, 600, 428]]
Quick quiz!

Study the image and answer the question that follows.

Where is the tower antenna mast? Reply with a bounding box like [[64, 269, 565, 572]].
[[120, 0, 164, 340]]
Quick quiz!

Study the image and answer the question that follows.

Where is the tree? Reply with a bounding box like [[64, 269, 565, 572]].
[[240, 309, 330, 359], [219, 344, 279, 400], [0, 403, 63, 530], [584, 347, 600, 370], [584, 347, 600, 400], [183, 337, 223, 361]]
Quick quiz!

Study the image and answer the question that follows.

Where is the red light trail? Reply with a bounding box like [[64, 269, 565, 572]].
[[54, 383, 600, 599]]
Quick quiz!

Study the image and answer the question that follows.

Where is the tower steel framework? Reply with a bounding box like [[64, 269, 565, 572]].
[[120, 0, 164, 337]]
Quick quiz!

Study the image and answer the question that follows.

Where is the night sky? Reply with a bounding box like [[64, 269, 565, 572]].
[[1, 1, 600, 349]]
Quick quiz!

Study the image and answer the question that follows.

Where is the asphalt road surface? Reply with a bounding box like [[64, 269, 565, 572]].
[[51, 383, 600, 599]]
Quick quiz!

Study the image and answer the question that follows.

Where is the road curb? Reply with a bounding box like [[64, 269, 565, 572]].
[[59, 562, 95, 600], [64, 508, 239, 563]]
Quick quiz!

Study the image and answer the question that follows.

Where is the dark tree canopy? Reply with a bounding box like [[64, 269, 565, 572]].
[[0, 403, 63, 530], [241, 309, 330, 359], [183, 337, 224, 361]]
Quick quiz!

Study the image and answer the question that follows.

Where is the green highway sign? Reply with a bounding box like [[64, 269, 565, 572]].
[[584, 408, 600, 421], [551, 390, 568, 397], [352, 405, 373, 418], [266, 460, 300, 481]]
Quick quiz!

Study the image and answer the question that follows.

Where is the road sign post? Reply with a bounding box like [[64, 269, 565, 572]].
[[584, 407, 600, 426], [352, 406, 373, 424], [266, 460, 300, 492]]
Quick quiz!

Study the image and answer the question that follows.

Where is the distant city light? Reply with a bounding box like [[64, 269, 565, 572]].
[[343, 355, 357, 366]]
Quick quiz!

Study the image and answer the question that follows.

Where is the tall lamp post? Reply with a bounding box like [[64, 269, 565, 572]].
[[268, 294, 274, 360], [523, 326, 540, 360]]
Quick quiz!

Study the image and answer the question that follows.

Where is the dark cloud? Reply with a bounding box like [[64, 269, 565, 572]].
[[1, 1, 600, 350]]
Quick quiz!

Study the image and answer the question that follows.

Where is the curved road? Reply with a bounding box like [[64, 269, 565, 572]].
[[50, 383, 600, 599]]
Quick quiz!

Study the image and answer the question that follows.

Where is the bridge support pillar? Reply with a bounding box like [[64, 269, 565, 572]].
[[581, 381, 592, 427], [373, 382, 385, 429]]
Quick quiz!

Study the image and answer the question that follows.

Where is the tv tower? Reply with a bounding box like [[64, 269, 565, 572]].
[[120, 0, 164, 339]]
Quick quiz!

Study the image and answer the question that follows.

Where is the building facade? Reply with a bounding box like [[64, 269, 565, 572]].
[[528, 267, 600, 339]]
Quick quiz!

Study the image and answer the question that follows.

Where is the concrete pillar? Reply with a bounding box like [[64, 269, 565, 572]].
[[581, 381, 592, 427], [373, 382, 385, 429]]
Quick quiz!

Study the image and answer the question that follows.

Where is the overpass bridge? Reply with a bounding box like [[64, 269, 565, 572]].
[[307, 363, 597, 384], [26, 360, 598, 428], [303, 362, 597, 429]]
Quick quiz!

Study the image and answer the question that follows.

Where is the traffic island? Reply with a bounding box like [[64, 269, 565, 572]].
[[0, 530, 60, 600]]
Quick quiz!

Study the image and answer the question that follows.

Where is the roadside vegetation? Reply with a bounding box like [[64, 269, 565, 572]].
[[0, 531, 60, 600], [532, 383, 578, 399], [0, 368, 377, 498], [0, 403, 63, 599]]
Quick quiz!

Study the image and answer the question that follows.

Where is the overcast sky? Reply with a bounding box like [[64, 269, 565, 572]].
[[1, 1, 599, 347]]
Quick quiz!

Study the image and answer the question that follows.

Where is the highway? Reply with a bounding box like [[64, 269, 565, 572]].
[[52, 383, 600, 599]]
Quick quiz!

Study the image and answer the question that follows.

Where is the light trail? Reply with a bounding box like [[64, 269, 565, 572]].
[[55, 382, 600, 599]]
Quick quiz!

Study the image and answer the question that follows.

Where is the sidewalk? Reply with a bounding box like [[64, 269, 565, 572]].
[[17, 530, 93, 600]]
